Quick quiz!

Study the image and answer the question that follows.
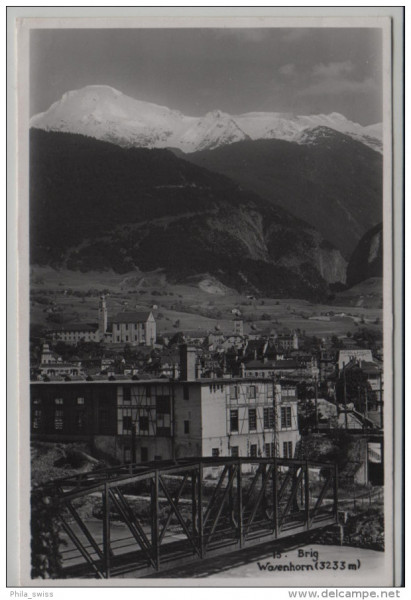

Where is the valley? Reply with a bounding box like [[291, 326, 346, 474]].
[[30, 266, 382, 341]]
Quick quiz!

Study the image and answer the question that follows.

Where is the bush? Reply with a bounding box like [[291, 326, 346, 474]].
[[31, 491, 66, 578]]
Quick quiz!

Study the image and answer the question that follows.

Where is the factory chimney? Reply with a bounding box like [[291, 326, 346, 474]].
[[180, 344, 197, 381]]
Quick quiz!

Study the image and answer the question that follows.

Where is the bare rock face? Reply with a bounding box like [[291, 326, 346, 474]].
[[314, 245, 348, 285], [346, 223, 383, 288], [186, 132, 382, 259]]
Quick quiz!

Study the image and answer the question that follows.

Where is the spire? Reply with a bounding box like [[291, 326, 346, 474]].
[[98, 294, 108, 337]]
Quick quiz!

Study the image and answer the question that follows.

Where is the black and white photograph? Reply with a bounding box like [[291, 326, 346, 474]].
[[8, 8, 404, 589]]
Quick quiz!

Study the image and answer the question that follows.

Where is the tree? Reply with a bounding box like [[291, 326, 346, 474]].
[[297, 398, 317, 433], [31, 491, 66, 578], [331, 335, 343, 349], [336, 365, 376, 412]]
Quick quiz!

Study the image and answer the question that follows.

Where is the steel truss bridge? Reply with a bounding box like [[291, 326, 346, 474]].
[[35, 457, 339, 579]]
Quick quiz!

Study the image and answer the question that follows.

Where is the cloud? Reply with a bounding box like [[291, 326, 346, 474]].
[[296, 59, 376, 98], [278, 63, 296, 77], [312, 60, 354, 79], [298, 77, 377, 98]]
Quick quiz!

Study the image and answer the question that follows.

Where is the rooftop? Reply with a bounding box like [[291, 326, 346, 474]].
[[48, 323, 98, 332], [31, 375, 294, 386], [112, 311, 152, 324]]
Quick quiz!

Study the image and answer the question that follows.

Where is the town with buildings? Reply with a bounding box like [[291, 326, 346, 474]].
[[23, 22, 391, 582], [30, 295, 383, 478]]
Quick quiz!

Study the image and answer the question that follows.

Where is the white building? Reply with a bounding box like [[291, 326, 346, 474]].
[[31, 377, 300, 464], [48, 323, 100, 344], [37, 343, 84, 378], [112, 311, 156, 346]]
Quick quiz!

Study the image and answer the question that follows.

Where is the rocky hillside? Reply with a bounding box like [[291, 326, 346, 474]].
[[185, 129, 382, 259], [346, 223, 383, 287], [30, 129, 347, 301]]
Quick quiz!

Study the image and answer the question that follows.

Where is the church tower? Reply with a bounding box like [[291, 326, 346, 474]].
[[98, 295, 108, 337]]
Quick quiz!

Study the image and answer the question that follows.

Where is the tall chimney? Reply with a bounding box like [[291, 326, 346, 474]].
[[180, 344, 197, 381]]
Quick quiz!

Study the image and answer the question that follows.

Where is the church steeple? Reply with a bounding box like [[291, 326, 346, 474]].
[[98, 295, 107, 337]]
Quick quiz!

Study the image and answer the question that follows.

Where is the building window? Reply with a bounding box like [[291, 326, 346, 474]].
[[263, 407, 275, 429], [265, 443, 275, 457], [230, 385, 238, 400], [212, 448, 219, 457], [183, 384, 189, 400], [250, 444, 257, 458], [156, 396, 170, 413], [146, 385, 151, 398], [281, 406, 292, 428], [77, 397, 85, 405], [123, 416, 133, 432], [76, 410, 85, 430], [283, 441, 293, 458], [141, 447, 148, 462], [123, 387, 131, 403], [139, 415, 149, 432], [54, 410, 64, 430], [156, 412, 171, 436], [154, 455, 162, 461], [230, 409, 239, 433], [55, 398, 63, 405], [33, 409, 42, 430], [248, 408, 257, 431], [248, 385, 256, 399], [231, 446, 239, 458], [184, 420, 190, 434]]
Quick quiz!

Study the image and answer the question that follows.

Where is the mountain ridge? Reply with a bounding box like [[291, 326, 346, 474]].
[[30, 85, 382, 153], [185, 131, 382, 258], [30, 129, 347, 301]]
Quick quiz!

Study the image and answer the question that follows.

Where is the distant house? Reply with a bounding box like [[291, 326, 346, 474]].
[[242, 357, 317, 380], [243, 359, 299, 379], [273, 331, 299, 351], [47, 323, 100, 344], [111, 311, 156, 346], [338, 349, 374, 371], [36, 344, 84, 379]]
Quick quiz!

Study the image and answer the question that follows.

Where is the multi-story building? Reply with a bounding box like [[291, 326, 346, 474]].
[[111, 311, 156, 346], [273, 331, 299, 351], [47, 323, 100, 344], [30, 349, 300, 465]]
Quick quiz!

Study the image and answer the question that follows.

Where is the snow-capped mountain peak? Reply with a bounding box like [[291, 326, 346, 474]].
[[30, 85, 382, 153]]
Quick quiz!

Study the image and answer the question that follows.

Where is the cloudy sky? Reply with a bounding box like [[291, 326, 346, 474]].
[[30, 27, 382, 125]]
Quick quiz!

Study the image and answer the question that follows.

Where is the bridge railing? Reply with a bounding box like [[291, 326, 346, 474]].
[[32, 457, 338, 579]]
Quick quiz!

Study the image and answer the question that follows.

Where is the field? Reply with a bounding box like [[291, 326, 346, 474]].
[[30, 266, 383, 341]]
